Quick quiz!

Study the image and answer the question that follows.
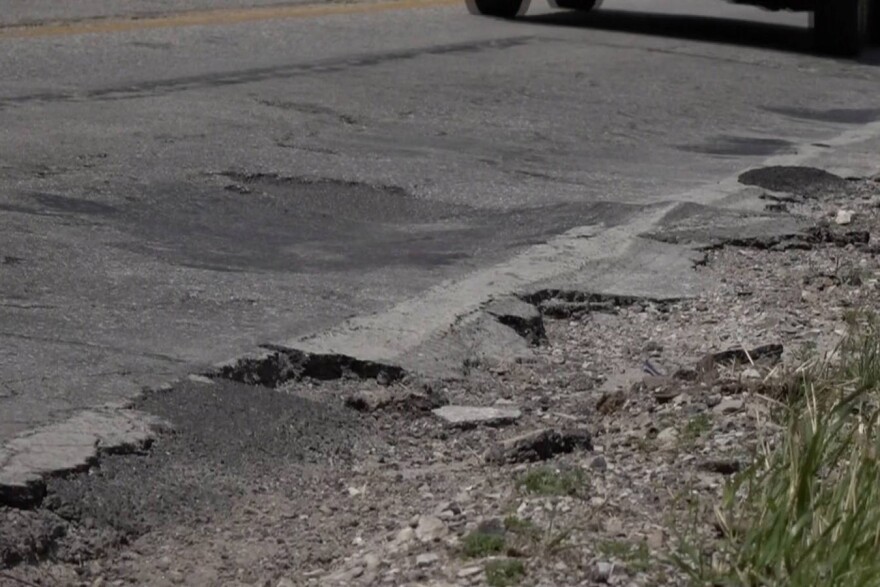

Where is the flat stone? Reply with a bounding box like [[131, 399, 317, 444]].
[[416, 553, 440, 567], [186, 374, 215, 385], [713, 397, 744, 415], [432, 405, 521, 428], [458, 566, 483, 578]]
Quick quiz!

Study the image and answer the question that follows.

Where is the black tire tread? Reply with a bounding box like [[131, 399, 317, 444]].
[[468, 0, 524, 17], [814, 0, 869, 56]]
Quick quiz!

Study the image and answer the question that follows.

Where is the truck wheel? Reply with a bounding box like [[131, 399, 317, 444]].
[[466, 0, 529, 18], [549, 0, 599, 11], [871, 0, 880, 43], [813, 0, 869, 56]]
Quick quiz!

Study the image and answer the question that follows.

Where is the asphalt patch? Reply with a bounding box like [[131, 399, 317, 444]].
[[738, 165, 851, 198], [5, 379, 376, 568]]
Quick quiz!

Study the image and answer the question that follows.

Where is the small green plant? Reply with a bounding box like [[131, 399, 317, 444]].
[[517, 466, 586, 497], [671, 314, 880, 586], [680, 413, 712, 444], [462, 530, 506, 559], [503, 515, 541, 540], [485, 559, 525, 587], [598, 540, 651, 573]]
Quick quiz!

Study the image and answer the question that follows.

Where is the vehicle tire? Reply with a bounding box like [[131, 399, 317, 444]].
[[813, 0, 869, 56], [466, 0, 529, 18], [870, 0, 880, 44], [549, 0, 600, 11]]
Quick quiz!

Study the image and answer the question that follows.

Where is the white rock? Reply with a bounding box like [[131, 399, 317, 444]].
[[741, 368, 761, 380], [458, 566, 483, 578], [391, 526, 415, 551], [414, 515, 449, 543], [835, 209, 855, 225], [595, 561, 614, 582], [416, 553, 440, 567], [187, 374, 215, 385], [656, 427, 679, 447]]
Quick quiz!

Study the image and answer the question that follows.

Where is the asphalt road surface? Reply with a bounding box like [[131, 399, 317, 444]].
[[2, 0, 880, 457]]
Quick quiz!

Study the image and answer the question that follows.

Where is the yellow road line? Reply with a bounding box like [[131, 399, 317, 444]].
[[0, 0, 460, 39]]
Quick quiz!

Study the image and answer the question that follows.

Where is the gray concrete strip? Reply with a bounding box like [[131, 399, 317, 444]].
[[278, 206, 675, 373], [274, 197, 798, 379]]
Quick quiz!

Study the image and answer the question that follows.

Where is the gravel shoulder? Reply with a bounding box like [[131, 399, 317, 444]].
[[2, 170, 880, 586]]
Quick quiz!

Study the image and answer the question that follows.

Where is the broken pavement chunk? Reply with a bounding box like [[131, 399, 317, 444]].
[[432, 405, 521, 428], [486, 428, 592, 464]]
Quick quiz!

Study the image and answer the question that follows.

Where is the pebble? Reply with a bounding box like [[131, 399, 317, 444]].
[[458, 566, 483, 578], [604, 517, 624, 535], [414, 515, 449, 543], [741, 367, 761, 380], [363, 553, 381, 571], [656, 427, 679, 447], [416, 553, 440, 567], [595, 561, 614, 582]]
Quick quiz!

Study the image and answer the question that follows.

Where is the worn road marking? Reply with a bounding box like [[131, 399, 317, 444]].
[[0, 0, 460, 39]]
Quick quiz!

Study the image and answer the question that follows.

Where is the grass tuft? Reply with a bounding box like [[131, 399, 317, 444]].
[[598, 539, 651, 573], [485, 559, 525, 587], [462, 530, 506, 559], [517, 466, 586, 497], [671, 313, 880, 586], [680, 413, 712, 444]]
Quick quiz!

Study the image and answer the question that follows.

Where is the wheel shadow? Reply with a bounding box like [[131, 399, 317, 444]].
[[518, 7, 880, 63]]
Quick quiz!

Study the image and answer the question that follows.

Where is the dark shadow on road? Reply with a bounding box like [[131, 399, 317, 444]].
[[520, 8, 880, 63]]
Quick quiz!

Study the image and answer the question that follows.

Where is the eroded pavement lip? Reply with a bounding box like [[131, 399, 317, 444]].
[[0, 406, 170, 509], [1, 148, 878, 508]]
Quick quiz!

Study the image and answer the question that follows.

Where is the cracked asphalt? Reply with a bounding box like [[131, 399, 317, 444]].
[[2, 0, 880, 482]]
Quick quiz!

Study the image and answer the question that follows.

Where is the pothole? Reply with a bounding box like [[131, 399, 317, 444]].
[[209, 346, 405, 388]]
